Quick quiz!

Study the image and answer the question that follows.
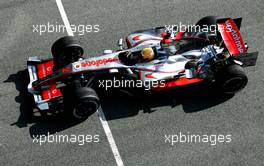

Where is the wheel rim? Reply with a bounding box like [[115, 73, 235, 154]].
[[73, 100, 98, 119], [223, 77, 247, 94]]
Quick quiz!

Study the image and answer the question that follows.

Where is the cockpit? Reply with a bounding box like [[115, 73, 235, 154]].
[[118, 38, 210, 66]]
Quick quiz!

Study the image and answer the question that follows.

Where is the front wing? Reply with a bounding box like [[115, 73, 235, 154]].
[[27, 57, 62, 110]]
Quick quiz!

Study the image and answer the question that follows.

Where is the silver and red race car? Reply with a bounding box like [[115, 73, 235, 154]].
[[27, 16, 258, 119]]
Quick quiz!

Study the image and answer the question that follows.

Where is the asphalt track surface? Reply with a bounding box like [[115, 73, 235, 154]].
[[0, 0, 263, 165]]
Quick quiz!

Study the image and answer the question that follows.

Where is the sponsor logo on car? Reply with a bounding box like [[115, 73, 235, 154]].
[[74, 57, 119, 69], [226, 20, 244, 53]]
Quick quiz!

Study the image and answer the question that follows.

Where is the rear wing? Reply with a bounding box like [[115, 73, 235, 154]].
[[217, 17, 258, 67], [217, 18, 247, 55]]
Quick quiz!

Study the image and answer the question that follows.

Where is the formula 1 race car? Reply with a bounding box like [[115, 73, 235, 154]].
[[27, 16, 258, 119]]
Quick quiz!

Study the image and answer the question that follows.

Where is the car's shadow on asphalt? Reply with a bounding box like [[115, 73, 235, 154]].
[[4, 69, 85, 138], [99, 84, 234, 120], [5, 69, 234, 138]]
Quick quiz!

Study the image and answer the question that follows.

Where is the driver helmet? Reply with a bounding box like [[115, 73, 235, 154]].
[[141, 47, 154, 61]]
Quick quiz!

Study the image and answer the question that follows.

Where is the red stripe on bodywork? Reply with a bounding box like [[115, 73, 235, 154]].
[[175, 31, 185, 39], [145, 73, 156, 79], [126, 37, 131, 48], [133, 35, 141, 41], [153, 77, 203, 91]]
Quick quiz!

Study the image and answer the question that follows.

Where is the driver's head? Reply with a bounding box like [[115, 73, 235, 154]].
[[141, 47, 154, 61]]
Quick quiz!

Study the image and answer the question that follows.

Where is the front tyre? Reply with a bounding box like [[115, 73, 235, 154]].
[[216, 64, 248, 94], [51, 36, 84, 70], [72, 87, 100, 119]]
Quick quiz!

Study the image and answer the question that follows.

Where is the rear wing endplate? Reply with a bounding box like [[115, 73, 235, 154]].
[[217, 18, 247, 55], [234, 52, 258, 67]]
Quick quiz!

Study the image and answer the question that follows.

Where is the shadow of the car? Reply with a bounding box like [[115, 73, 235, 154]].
[[99, 82, 234, 120], [4, 69, 233, 137], [4, 69, 85, 138], [4, 69, 34, 128]]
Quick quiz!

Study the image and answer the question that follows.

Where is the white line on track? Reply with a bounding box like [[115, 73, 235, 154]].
[[97, 108, 124, 166], [55, 0, 124, 165], [55, 0, 74, 36]]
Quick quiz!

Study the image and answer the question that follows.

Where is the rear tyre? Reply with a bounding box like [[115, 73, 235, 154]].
[[196, 16, 217, 28], [216, 64, 248, 94], [195, 16, 219, 41], [72, 87, 100, 119], [51, 36, 84, 70]]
